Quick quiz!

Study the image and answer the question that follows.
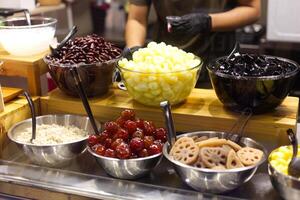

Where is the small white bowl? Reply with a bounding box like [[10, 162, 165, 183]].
[[0, 17, 57, 56]]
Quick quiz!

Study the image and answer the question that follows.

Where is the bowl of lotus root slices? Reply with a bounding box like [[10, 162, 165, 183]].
[[163, 131, 267, 193]]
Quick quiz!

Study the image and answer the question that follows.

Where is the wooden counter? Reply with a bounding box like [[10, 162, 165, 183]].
[[41, 88, 299, 147], [0, 96, 39, 156], [0, 49, 48, 96]]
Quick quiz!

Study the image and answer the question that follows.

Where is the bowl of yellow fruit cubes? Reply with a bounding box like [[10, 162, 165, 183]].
[[268, 145, 300, 200], [117, 42, 202, 106]]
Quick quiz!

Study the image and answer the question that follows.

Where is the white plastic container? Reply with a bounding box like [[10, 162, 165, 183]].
[[0, 0, 36, 10], [0, 17, 57, 57], [267, 0, 300, 43]]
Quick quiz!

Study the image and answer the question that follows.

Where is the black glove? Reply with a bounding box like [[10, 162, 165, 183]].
[[121, 46, 141, 60], [167, 13, 212, 37]]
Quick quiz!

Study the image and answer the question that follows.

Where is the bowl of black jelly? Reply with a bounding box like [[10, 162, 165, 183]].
[[207, 54, 299, 113]]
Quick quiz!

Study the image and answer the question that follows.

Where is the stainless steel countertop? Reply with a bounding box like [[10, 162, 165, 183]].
[[0, 140, 281, 200]]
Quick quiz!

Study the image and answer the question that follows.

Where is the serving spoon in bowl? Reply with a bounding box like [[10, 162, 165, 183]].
[[287, 129, 300, 177], [50, 26, 78, 57], [23, 92, 36, 144], [70, 67, 99, 135]]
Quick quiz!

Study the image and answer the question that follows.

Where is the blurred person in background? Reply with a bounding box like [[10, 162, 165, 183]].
[[124, 0, 261, 85]]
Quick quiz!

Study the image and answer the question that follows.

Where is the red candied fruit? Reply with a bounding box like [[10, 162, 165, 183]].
[[104, 121, 119, 134], [98, 130, 109, 144], [116, 117, 126, 127], [143, 135, 154, 149], [153, 140, 163, 150], [104, 148, 116, 158], [124, 120, 138, 134], [131, 128, 144, 139], [88, 135, 99, 146], [129, 137, 144, 152], [115, 128, 129, 140], [154, 128, 167, 142], [116, 143, 131, 159], [143, 121, 156, 136], [94, 144, 106, 156], [135, 118, 144, 129], [138, 148, 149, 157], [130, 152, 138, 159], [111, 138, 124, 150], [104, 138, 113, 148], [121, 109, 135, 120], [148, 144, 162, 155]]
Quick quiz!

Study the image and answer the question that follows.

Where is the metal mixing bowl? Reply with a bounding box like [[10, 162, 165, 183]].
[[163, 131, 267, 194], [268, 149, 300, 200], [8, 114, 99, 167], [87, 146, 162, 179]]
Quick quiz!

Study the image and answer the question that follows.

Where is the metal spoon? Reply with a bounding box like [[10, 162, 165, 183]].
[[50, 26, 78, 57], [23, 9, 31, 26], [23, 92, 36, 143], [226, 42, 240, 61], [160, 101, 176, 150], [287, 129, 300, 177], [70, 67, 99, 135], [226, 107, 252, 143]]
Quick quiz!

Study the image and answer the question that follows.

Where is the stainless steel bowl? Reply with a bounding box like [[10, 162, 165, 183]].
[[8, 114, 100, 167], [163, 131, 267, 194], [87, 146, 162, 179], [268, 149, 300, 200]]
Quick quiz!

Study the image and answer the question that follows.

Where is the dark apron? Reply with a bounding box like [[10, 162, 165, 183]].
[[151, 0, 236, 84]]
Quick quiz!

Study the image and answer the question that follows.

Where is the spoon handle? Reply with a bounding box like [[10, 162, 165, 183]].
[[56, 26, 78, 50], [287, 129, 298, 160], [24, 92, 36, 141], [160, 101, 176, 149], [70, 67, 99, 135], [226, 42, 240, 61]]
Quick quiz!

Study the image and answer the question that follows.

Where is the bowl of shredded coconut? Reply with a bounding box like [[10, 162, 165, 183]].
[[8, 114, 100, 167]]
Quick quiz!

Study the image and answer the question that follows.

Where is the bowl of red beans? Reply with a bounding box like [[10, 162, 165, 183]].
[[87, 109, 166, 179], [44, 34, 121, 97]]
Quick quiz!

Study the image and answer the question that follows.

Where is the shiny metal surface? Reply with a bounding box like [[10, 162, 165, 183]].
[[87, 146, 162, 179], [163, 131, 267, 194], [268, 151, 300, 200], [7, 114, 99, 167]]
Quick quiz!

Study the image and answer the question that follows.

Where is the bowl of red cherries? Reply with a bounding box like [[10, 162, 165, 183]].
[[87, 109, 166, 179]]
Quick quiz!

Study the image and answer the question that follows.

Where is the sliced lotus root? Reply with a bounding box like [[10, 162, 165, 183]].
[[226, 149, 244, 169], [200, 147, 227, 168], [237, 147, 264, 166], [193, 152, 206, 168], [226, 140, 242, 151], [170, 137, 199, 165], [211, 165, 226, 170], [196, 138, 227, 148], [222, 144, 234, 155], [191, 136, 209, 143]]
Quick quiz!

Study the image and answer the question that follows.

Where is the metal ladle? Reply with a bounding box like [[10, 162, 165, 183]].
[[287, 129, 300, 177], [70, 67, 99, 135], [50, 26, 78, 57], [160, 101, 176, 150], [226, 42, 240, 62], [23, 92, 36, 143]]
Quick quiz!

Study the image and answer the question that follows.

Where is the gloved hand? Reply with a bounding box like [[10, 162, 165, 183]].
[[167, 13, 212, 37], [121, 46, 141, 60]]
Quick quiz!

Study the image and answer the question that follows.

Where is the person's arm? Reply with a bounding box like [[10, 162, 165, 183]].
[[125, 3, 149, 48], [210, 0, 261, 31]]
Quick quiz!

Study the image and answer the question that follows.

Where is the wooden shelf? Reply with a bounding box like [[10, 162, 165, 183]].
[[41, 88, 299, 148]]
